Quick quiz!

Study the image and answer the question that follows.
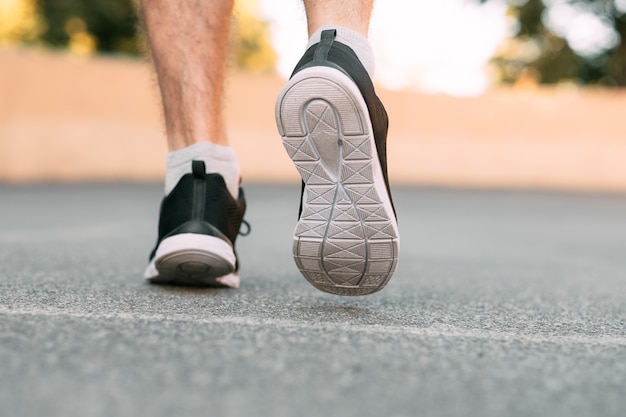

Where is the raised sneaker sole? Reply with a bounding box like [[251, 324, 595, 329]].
[[276, 66, 399, 296], [144, 233, 239, 288]]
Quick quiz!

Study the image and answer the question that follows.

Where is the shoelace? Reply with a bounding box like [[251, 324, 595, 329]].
[[239, 219, 251, 236]]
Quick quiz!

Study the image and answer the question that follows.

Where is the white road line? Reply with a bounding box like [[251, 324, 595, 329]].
[[0, 305, 624, 347]]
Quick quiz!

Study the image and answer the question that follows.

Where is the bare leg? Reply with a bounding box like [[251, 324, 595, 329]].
[[140, 0, 234, 150], [141, 0, 244, 288], [302, 0, 374, 37]]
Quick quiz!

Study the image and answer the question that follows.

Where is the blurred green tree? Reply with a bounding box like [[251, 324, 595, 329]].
[[485, 0, 626, 86], [231, 0, 277, 72], [24, 0, 276, 70], [0, 0, 45, 44], [37, 0, 140, 54]]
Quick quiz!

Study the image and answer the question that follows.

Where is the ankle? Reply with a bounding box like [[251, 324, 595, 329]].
[[165, 142, 240, 198]]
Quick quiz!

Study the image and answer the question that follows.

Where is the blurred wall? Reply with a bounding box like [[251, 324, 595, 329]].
[[1, 47, 626, 191]]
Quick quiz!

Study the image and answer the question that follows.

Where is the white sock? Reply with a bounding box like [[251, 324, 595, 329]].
[[165, 141, 240, 198], [306, 25, 375, 79]]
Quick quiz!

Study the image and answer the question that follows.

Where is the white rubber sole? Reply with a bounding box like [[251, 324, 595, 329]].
[[144, 233, 239, 288], [276, 66, 399, 296]]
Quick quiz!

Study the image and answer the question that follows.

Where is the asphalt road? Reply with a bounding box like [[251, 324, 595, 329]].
[[1, 183, 625, 417]]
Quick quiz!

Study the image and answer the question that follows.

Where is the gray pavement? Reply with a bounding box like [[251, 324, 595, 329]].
[[1, 183, 625, 417]]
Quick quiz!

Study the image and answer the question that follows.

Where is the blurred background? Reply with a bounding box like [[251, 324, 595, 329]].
[[1, 0, 625, 190]]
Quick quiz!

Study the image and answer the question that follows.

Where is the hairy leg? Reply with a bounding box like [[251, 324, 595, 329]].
[[302, 0, 374, 37], [140, 0, 235, 150]]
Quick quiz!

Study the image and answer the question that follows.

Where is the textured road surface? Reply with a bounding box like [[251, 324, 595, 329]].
[[1, 183, 625, 417]]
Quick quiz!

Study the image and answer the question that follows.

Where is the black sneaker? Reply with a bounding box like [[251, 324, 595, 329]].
[[144, 160, 248, 288], [275, 29, 399, 296]]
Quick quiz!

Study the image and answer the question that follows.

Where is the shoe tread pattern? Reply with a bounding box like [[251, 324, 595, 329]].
[[151, 250, 234, 287], [279, 71, 399, 296]]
